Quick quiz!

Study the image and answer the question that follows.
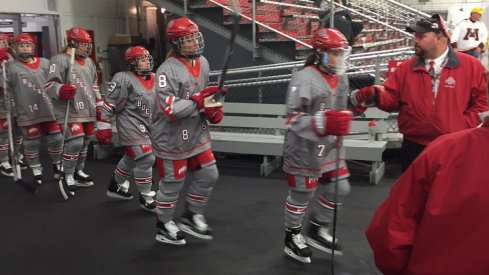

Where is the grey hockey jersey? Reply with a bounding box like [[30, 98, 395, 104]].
[[7, 58, 56, 126], [45, 53, 101, 124], [102, 71, 155, 146], [0, 55, 15, 119], [151, 56, 211, 160], [283, 65, 349, 178]]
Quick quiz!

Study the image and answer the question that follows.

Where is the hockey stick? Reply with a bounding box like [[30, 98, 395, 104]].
[[330, 136, 342, 274], [205, 0, 240, 107], [57, 47, 76, 200], [2, 60, 37, 194]]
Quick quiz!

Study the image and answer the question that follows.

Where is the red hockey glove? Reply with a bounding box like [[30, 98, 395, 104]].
[[325, 110, 353, 136], [59, 84, 77, 100], [313, 110, 353, 136], [190, 86, 225, 110], [0, 49, 8, 63], [204, 106, 224, 124], [351, 86, 375, 106], [96, 129, 112, 145]]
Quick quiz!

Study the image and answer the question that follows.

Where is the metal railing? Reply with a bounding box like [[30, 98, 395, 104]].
[[209, 49, 414, 88]]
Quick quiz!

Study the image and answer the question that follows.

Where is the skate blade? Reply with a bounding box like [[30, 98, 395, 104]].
[[140, 204, 156, 213], [304, 237, 343, 256], [179, 223, 213, 240], [74, 181, 94, 188], [155, 234, 186, 246], [284, 247, 311, 263], [106, 191, 133, 200], [1, 171, 13, 177]]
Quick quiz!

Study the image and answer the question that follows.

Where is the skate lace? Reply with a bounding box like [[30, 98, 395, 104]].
[[164, 221, 181, 237], [1, 161, 12, 169], [193, 214, 208, 230], [292, 233, 308, 249]]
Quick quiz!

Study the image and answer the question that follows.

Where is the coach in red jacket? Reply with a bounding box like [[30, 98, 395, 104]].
[[351, 14, 488, 171], [366, 111, 489, 275]]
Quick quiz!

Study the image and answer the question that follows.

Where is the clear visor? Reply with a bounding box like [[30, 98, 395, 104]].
[[14, 42, 35, 58], [73, 41, 93, 58], [135, 54, 154, 75], [320, 46, 351, 74], [174, 32, 204, 58]]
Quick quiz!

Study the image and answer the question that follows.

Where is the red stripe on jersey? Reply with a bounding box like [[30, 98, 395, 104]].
[[44, 81, 54, 89], [47, 149, 62, 155], [156, 200, 177, 209], [103, 100, 115, 111], [63, 154, 79, 161], [116, 167, 132, 177], [317, 197, 341, 210], [285, 112, 302, 126], [24, 152, 40, 158], [285, 201, 307, 215], [135, 177, 152, 184], [187, 193, 208, 203], [321, 167, 349, 181]]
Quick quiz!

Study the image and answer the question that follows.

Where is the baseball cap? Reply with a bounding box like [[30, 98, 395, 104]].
[[471, 7, 485, 15], [406, 14, 450, 38]]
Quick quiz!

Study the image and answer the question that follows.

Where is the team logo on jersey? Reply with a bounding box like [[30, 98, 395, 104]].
[[444, 77, 456, 88], [71, 124, 81, 132], [28, 127, 39, 136], [177, 166, 187, 175]]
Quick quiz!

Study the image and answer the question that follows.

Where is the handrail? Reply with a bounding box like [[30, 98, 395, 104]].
[[210, 49, 414, 76], [207, 0, 312, 49], [385, 0, 430, 19], [208, 69, 388, 88], [352, 0, 413, 23], [320, 0, 414, 37]]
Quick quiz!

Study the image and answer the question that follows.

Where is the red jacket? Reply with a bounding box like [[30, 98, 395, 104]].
[[378, 47, 487, 145], [366, 122, 489, 275]]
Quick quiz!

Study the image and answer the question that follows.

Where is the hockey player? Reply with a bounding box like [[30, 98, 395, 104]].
[[0, 32, 27, 177], [6, 33, 63, 185], [151, 17, 225, 245], [282, 28, 353, 263], [45, 27, 101, 197], [97, 46, 156, 212], [0, 33, 12, 176], [450, 7, 488, 59], [366, 111, 489, 274]]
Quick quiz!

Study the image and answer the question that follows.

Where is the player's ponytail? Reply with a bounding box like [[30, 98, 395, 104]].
[[303, 52, 318, 68]]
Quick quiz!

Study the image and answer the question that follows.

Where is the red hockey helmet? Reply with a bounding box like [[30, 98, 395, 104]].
[[311, 28, 351, 74], [125, 46, 154, 75], [167, 17, 204, 59], [312, 28, 349, 50], [66, 27, 92, 58], [12, 33, 35, 59]]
